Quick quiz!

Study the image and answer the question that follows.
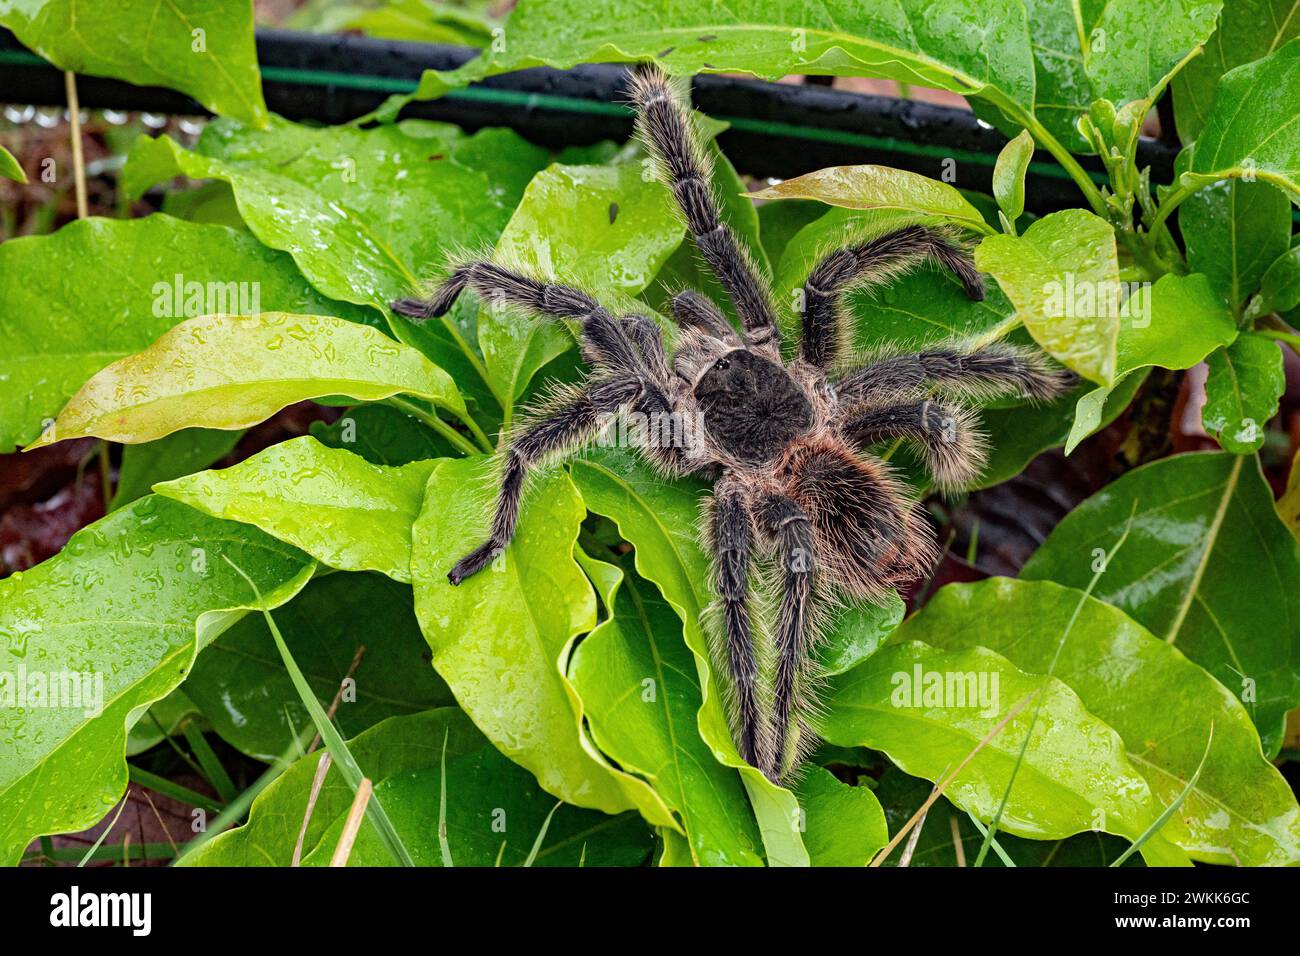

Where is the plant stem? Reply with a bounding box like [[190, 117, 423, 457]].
[[386, 395, 486, 456], [1020, 115, 1107, 217], [64, 71, 87, 219]]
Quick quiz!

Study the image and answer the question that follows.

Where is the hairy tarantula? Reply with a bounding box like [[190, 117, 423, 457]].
[[393, 65, 1069, 783]]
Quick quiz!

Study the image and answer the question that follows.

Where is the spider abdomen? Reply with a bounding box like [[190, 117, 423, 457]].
[[781, 440, 937, 600]]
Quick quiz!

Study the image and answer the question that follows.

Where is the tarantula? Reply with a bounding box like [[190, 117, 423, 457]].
[[393, 65, 1069, 783]]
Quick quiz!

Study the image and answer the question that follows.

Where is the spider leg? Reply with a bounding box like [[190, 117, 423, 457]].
[[709, 479, 768, 775], [800, 224, 984, 369], [395, 260, 645, 377], [755, 493, 817, 781], [669, 289, 740, 343], [449, 378, 641, 585], [835, 341, 1072, 407], [841, 399, 988, 490], [630, 65, 779, 350]]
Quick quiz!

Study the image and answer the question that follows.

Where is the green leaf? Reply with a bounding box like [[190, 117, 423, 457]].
[[907, 578, 1300, 865], [1259, 244, 1300, 315], [1024, 0, 1221, 151], [992, 130, 1034, 222], [122, 117, 548, 400], [0, 215, 372, 453], [111, 428, 242, 510], [310, 403, 458, 465], [1066, 274, 1238, 452], [0, 496, 315, 865], [794, 767, 888, 867], [1180, 180, 1292, 311], [1023, 451, 1300, 755], [571, 449, 811, 866], [184, 572, 451, 760], [29, 313, 465, 449], [378, 0, 1038, 132], [1203, 333, 1286, 453], [1173, 0, 1300, 142], [291, 0, 495, 46], [976, 209, 1122, 384], [479, 157, 683, 412], [0, 144, 25, 183], [0, 0, 267, 126], [182, 709, 653, 866], [1182, 38, 1300, 200], [569, 550, 764, 866], [822, 640, 1175, 853], [410, 456, 675, 825], [156, 437, 435, 583], [747, 165, 992, 234]]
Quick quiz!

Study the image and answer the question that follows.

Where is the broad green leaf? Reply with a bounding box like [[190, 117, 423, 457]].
[[756, 199, 824, 268], [874, 767, 1141, 866], [1203, 333, 1286, 453], [123, 688, 201, 757], [822, 641, 1175, 852], [570, 550, 763, 866], [774, 207, 1136, 485], [410, 456, 674, 825], [182, 709, 652, 866], [0, 215, 372, 453], [122, 117, 548, 403], [1259, 244, 1300, 314], [1066, 274, 1238, 452], [1180, 180, 1292, 312], [111, 428, 242, 510], [0, 0, 267, 126], [1016, 0, 1221, 151], [1174, 0, 1300, 141], [310, 403, 458, 466], [479, 157, 682, 412], [571, 449, 811, 866], [378, 0, 1038, 132], [1182, 38, 1300, 200], [1023, 451, 1300, 755], [184, 572, 452, 760], [0, 496, 315, 865], [28, 313, 465, 449], [794, 767, 888, 867], [156, 437, 435, 583], [908, 578, 1300, 865], [992, 130, 1034, 222], [0, 144, 25, 183], [747, 165, 992, 234], [818, 596, 906, 678], [976, 209, 1121, 384], [290, 0, 494, 46]]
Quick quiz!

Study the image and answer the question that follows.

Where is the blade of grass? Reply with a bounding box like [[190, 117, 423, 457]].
[[966, 813, 1016, 866], [1110, 722, 1215, 867], [292, 752, 333, 867], [221, 555, 415, 867], [522, 801, 563, 867], [127, 764, 223, 814], [181, 719, 238, 805], [438, 728, 454, 867], [77, 796, 129, 867]]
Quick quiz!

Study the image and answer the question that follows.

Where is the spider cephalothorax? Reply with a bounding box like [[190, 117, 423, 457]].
[[394, 65, 1070, 782]]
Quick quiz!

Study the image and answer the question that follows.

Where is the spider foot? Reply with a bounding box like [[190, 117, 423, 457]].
[[447, 541, 503, 585]]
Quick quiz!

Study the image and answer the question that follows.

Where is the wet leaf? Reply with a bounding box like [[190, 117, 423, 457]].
[[1180, 180, 1292, 312], [976, 209, 1121, 384], [906, 578, 1300, 865], [0, 215, 372, 453], [992, 130, 1034, 222], [410, 456, 674, 824], [0, 0, 267, 126], [794, 767, 888, 866], [0, 496, 315, 865], [569, 550, 763, 866], [111, 428, 242, 510], [28, 313, 465, 448], [156, 437, 435, 583], [1202, 333, 1286, 454], [0, 145, 25, 183]]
